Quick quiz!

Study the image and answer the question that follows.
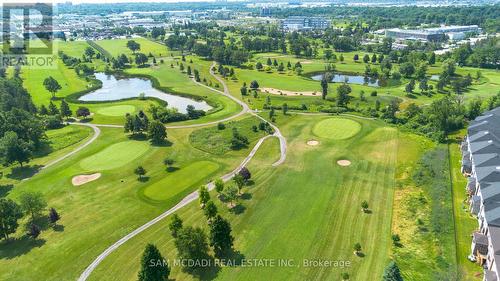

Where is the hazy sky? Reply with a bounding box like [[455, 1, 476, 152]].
[[54, 0, 217, 3]]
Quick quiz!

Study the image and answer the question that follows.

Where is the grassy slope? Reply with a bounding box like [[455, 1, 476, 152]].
[[89, 114, 408, 281], [448, 131, 482, 280], [0, 118, 265, 281], [94, 38, 168, 58]]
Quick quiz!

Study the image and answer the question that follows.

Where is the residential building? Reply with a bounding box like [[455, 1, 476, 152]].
[[282, 16, 331, 31], [462, 107, 500, 281]]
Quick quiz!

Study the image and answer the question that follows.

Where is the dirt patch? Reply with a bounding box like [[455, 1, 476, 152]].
[[72, 173, 101, 186], [307, 140, 319, 146], [337, 160, 352, 166], [260, 87, 319, 97]]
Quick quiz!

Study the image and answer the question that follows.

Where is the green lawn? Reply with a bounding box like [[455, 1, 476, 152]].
[[0, 122, 266, 281], [88, 115, 414, 281], [312, 117, 362, 139], [93, 37, 168, 58]]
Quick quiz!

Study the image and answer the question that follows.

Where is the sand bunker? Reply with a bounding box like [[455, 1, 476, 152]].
[[72, 173, 101, 186], [261, 87, 319, 96], [307, 140, 319, 146], [337, 160, 352, 166]]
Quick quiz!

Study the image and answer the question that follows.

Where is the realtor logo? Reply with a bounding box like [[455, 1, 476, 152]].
[[1, 2, 56, 68]]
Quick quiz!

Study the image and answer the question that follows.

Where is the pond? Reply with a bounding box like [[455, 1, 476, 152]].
[[79, 73, 211, 113], [309, 72, 383, 87]]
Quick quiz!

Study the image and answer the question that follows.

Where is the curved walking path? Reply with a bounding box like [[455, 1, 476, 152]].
[[78, 63, 287, 281], [30, 123, 100, 177]]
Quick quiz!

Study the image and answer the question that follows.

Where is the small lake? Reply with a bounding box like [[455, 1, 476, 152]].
[[310, 73, 382, 87], [79, 73, 211, 114]]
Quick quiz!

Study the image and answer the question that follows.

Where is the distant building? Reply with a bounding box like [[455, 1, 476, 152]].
[[461, 107, 500, 281], [282, 16, 330, 31], [386, 25, 480, 42], [260, 7, 271, 16]]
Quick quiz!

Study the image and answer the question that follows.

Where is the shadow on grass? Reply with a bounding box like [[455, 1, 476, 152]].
[[0, 184, 13, 198], [166, 167, 180, 172], [240, 193, 252, 200], [151, 139, 173, 147], [138, 176, 150, 182], [229, 204, 246, 215], [53, 224, 65, 232], [7, 165, 43, 180], [0, 236, 46, 259], [181, 254, 221, 281]]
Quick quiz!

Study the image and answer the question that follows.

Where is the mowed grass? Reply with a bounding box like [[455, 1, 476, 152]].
[[93, 37, 168, 58], [79, 140, 150, 171], [88, 114, 411, 281], [141, 161, 219, 202], [189, 116, 267, 155], [0, 121, 267, 281], [312, 118, 362, 140], [96, 105, 136, 116]]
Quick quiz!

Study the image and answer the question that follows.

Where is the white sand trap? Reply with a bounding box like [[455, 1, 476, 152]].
[[72, 173, 101, 186], [337, 160, 352, 166], [261, 87, 319, 96], [307, 140, 319, 146]]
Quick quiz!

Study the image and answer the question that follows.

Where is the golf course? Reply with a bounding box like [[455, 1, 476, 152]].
[[0, 29, 496, 281]]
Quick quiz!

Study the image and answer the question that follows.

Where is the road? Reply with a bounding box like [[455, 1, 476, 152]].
[[77, 62, 287, 281]]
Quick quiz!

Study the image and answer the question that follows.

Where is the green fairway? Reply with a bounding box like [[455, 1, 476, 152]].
[[93, 37, 168, 58], [142, 161, 219, 201], [79, 140, 150, 171], [313, 118, 362, 140], [96, 105, 136, 116], [88, 115, 416, 281]]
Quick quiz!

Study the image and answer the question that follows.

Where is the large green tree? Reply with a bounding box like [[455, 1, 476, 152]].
[[148, 120, 167, 144], [336, 83, 352, 107], [43, 76, 61, 99], [138, 244, 170, 281], [19, 192, 47, 221], [0, 131, 33, 167], [209, 215, 234, 257], [0, 198, 23, 240], [174, 226, 209, 267], [382, 261, 404, 281]]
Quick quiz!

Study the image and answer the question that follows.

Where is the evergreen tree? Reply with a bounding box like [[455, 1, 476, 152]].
[[382, 261, 403, 281], [59, 100, 72, 118], [138, 244, 170, 281], [169, 214, 183, 237], [48, 207, 60, 224]]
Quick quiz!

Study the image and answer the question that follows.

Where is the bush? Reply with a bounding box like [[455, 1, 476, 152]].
[[370, 91, 378, 97], [217, 122, 226, 130]]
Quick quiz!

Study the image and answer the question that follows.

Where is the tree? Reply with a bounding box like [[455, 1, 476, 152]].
[[233, 174, 245, 194], [204, 200, 218, 221], [209, 215, 234, 257], [27, 223, 41, 239], [399, 62, 415, 78], [371, 53, 377, 63], [163, 158, 175, 171], [363, 54, 370, 63], [48, 207, 60, 224], [353, 242, 362, 255], [282, 103, 288, 115], [225, 185, 239, 208], [214, 178, 224, 196], [135, 53, 148, 66], [127, 40, 141, 53], [0, 131, 34, 167], [321, 76, 329, 100], [419, 79, 428, 93], [174, 226, 209, 267], [353, 54, 359, 62], [148, 120, 167, 144], [405, 80, 415, 94], [134, 166, 146, 179], [428, 52, 436, 65], [169, 214, 183, 237], [339, 54, 344, 63], [391, 234, 401, 246], [238, 167, 251, 181], [43, 76, 61, 99], [342, 272, 350, 281], [256, 62, 263, 70], [48, 101, 59, 116], [198, 185, 210, 207], [138, 244, 170, 281], [336, 84, 352, 107], [76, 107, 90, 119], [0, 198, 23, 240], [19, 192, 46, 221], [151, 27, 166, 39], [84, 47, 95, 58], [59, 100, 72, 118], [361, 201, 369, 212], [249, 80, 259, 89], [382, 261, 403, 281]]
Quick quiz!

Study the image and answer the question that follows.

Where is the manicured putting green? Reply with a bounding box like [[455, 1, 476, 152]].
[[96, 105, 136, 117], [79, 141, 150, 171], [313, 118, 362, 140], [142, 161, 219, 201]]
